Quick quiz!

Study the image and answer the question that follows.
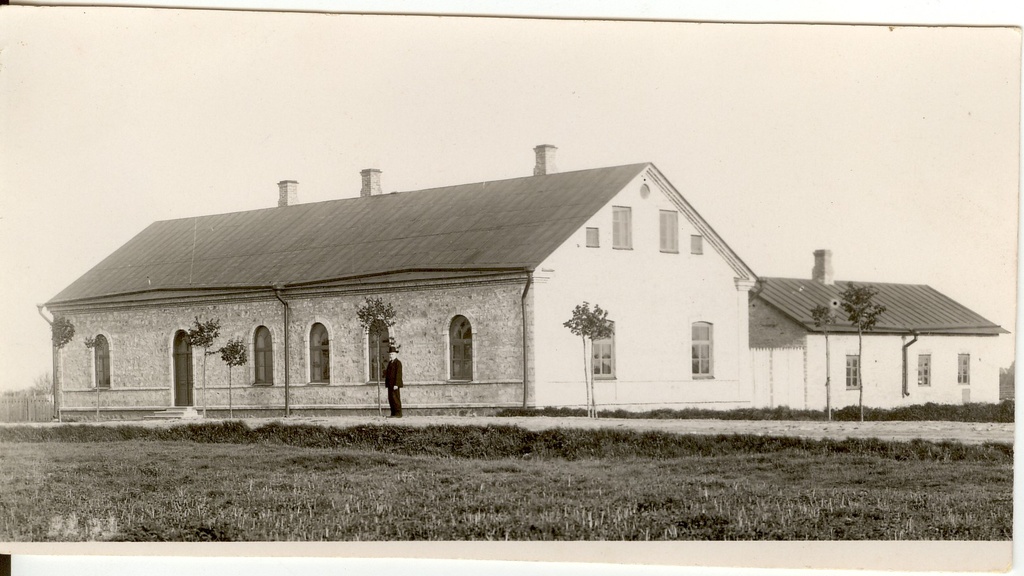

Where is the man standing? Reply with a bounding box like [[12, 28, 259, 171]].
[[384, 345, 403, 418]]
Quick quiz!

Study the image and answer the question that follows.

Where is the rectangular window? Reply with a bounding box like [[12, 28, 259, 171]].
[[691, 322, 713, 377], [917, 354, 931, 387], [612, 206, 632, 249], [846, 355, 860, 389], [592, 330, 615, 379], [958, 354, 970, 385], [659, 210, 679, 253], [586, 227, 600, 248], [691, 235, 704, 255]]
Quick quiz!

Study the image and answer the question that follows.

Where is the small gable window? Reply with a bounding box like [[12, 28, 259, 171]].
[[660, 210, 679, 253], [450, 316, 473, 381], [612, 206, 632, 249], [586, 227, 600, 248], [691, 322, 713, 378], [310, 323, 330, 383], [691, 235, 704, 255], [94, 334, 110, 388], [254, 326, 273, 385]]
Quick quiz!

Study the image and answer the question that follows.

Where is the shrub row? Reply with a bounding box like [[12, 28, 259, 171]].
[[0, 421, 1011, 462], [495, 401, 1015, 423]]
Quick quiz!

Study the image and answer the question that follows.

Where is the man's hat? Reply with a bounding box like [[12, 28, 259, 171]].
[[388, 345, 399, 353]]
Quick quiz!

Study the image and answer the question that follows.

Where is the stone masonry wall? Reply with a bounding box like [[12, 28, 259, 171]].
[[749, 295, 809, 349], [57, 279, 528, 416]]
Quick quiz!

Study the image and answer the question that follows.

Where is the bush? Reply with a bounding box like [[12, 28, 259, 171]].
[[496, 401, 1014, 423], [0, 421, 1011, 463]]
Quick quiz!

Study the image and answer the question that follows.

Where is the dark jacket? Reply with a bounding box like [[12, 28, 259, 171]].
[[385, 358, 403, 389]]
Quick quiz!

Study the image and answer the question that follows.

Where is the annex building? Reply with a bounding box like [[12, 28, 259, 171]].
[[44, 146, 1006, 419]]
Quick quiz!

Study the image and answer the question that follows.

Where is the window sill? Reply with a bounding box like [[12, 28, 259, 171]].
[[447, 379, 474, 384], [306, 382, 331, 386], [593, 375, 616, 381], [252, 383, 274, 387], [612, 246, 633, 251], [691, 375, 714, 380], [586, 245, 599, 249], [661, 249, 679, 254], [846, 387, 861, 391]]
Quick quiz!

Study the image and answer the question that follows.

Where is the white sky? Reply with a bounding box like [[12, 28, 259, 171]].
[[0, 4, 1020, 393]]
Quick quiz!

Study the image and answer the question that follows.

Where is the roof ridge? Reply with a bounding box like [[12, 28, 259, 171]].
[[151, 162, 653, 224]]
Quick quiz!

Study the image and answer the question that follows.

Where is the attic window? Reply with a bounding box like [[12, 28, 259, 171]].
[[612, 207, 632, 249], [660, 210, 679, 253], [690, 235, 704, 255], [586, 227, 599, 248]]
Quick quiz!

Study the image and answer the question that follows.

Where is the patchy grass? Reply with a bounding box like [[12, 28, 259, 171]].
[[496, 401, 1015, 423], [0, 423, 1012, 541]]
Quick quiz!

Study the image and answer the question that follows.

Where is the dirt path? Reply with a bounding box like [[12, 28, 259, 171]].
[[36, 414, 1013, 445]]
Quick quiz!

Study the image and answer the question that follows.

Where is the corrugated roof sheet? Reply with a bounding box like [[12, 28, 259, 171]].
[[756, 277, 1007, 336], [50, 164, 650, 304]]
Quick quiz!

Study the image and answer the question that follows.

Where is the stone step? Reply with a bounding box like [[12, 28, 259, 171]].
[[144, 407, 201, 420]]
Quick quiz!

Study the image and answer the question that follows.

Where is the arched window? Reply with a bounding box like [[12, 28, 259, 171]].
[[173, 330, 194, 407], [691, 322, 713, 378], [368, 320, 390, 383], [254, 326, 273, 385], [310, 323, 330, 383], [94, 334, 110, 388], [450, 315, 473, 381]]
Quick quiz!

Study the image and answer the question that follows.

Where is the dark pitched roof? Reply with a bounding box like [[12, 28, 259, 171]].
[[755, 277, 1007, 336], [49, 164, 650, 305]]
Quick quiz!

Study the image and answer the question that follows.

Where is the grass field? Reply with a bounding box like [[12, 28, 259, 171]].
[[0, 423, 1012, 541]]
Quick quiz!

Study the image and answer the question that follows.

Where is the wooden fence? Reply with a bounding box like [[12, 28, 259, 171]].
[[751, 347, 808, 409], [0, 396, 53, 422]]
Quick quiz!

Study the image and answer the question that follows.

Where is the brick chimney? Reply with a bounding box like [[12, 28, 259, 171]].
[[360, 169, 382, 197], [812, 249, 834, 285], [277, 180, 298, 207], [533, 144, 558, 176]]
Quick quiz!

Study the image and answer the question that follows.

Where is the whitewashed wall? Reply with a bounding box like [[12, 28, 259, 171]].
[[530, 169, 752, 410], [750, 334, 1003, 410]]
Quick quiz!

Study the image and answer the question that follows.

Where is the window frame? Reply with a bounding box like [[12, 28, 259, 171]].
[[845, 355, 861, 390], [309, 323, 330, 384], [690, 235, 704, 255], [958, 354, 971, 385], [449, 315, 474, 382], [93, 334, 111, 389], [254, 326, 274, 386], [612, 206, 632, 250], [659, 210, 679, 253], [917, 354, 931, 387], [691, 322, 714, 379], [592, 323, 616, 380]]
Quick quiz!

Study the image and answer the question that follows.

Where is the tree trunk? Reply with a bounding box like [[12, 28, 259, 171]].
[[228, 367, 233, 419], [825, 332, 832, 421], [589, 338, 597, 419], [581, 337, 591, 418], [202, 353, 208, 418], [376, 331, 383, 418], [858, 330, 864, 422]]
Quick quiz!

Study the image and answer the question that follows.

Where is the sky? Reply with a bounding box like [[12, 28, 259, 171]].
[[0, 4, 1020, 393]]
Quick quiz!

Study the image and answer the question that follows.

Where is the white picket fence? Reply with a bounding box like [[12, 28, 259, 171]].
[[751, 347, 808, 409]]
